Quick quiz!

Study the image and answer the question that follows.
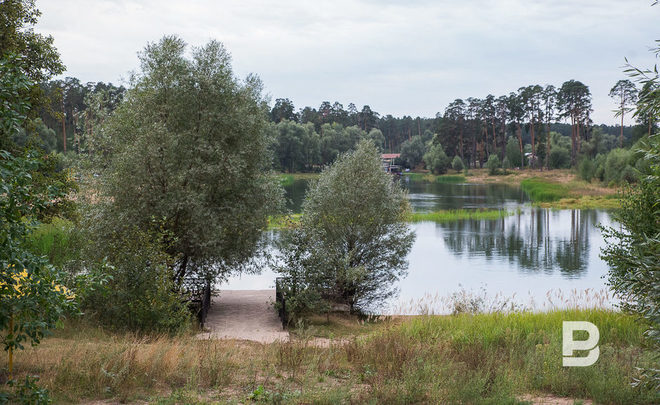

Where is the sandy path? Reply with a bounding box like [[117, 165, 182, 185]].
[[197, 289, 289, 343]]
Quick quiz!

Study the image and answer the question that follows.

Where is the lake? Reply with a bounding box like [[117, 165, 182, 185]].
[[225, 176, 614, 314]]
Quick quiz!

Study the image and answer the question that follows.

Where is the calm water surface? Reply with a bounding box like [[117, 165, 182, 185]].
[[226, 177, 613, 313]]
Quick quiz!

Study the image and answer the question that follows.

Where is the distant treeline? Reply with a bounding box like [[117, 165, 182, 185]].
[[23, 77, 656, 175]]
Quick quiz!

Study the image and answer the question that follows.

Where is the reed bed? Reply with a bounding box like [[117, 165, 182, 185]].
[[408, 209, 512, 223]]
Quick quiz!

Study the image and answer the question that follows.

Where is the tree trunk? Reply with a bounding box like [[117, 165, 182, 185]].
[[546, 123, 551, 170], [516, 123, 523, 168], [61, 101, 66, 153], [530, 122, 535, 169], [620, 112, 624, 147]]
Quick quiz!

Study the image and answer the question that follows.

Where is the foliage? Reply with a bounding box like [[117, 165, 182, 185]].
[[505, 137, 522, 167], [399, 135, 425, 169], [451, 155, 464, 172], [601, 133, 660, 390], [486, 153, 501, 175], [578, 157, 595, 182], [0, 375, 51, 405], [603, 148, 635, 184], [96, 36, 282, 290], [1, 151, 78, 378], [501, 156, 511, 170], [277, 141, 415, 315], [549, 147, 570, 169], [423, 138, 450, 174], [0, 0, 64, 126], [80, 221, 191, 333], [1, 51, 77, 380]]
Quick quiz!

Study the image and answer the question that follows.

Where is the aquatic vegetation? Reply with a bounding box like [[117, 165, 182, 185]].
[[408, 209, 512, 223], [404, 173, 466, 183], [520, 178, 571, 202]]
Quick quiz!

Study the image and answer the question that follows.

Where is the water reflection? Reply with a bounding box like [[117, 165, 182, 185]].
[[437, 209, 608, 278], [284, 178, 529, 213], [226, 178, 613, 311], [404, 180, 528, 211]]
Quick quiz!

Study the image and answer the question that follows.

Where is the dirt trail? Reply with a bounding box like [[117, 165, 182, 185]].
[[197, 290, 289, 343]]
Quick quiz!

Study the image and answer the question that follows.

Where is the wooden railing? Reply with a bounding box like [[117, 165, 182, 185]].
[[275, 277, 288, 328]]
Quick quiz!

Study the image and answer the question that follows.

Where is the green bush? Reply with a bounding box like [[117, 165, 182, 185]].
[[601, 133, 660, 390], [549, 147, 570, 169], [620, 165, 638, 183], [486, 154, 501, 175], [451, 155, 464, 172], [82, 224, 191, 333], [423, 141, 450, 174], [604, 148, 634, 184], [501, 156, 511, 170], [505, 137, 522, 168], [578, 158, 595, 182]]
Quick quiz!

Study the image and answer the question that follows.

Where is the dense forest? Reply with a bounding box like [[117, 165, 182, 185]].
[[22, 76, 656, 182]]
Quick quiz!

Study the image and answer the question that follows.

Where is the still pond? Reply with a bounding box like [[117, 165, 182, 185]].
[[226, 177, 614, 314]]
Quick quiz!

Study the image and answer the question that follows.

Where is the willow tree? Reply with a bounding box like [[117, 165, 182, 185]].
[[277, 141, 414, 315], [98, 36, 281, 289]]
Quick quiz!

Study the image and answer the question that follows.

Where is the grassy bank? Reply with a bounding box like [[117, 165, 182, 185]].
[[267, 214, 302, 229], [4, 310, 656, 404], [278, 172, 320, 186], [464, 169, 622, 210], [269, 209, 512, 230], [520, 178, 571, 202], [409, 209, 513, 222], [405, 173, 466, 183], [520, 178, 622, 209]]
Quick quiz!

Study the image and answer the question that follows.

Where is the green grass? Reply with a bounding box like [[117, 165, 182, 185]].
[[10, 310, 657, 404], [25, 217, 80, 267], [267, 213, 302, 229], [409, 209, 512, 222], [277, 172, 320, 186], [539, 195, 622, 210], [405, 173, 466, 183], [269, 210, 510, 229], [520, 178, 572, 202]]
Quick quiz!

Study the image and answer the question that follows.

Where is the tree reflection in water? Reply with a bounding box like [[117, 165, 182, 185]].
[[438, 209, 608, 278]]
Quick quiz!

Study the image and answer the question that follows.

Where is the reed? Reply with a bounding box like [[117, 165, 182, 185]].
[[408, 209, 512, 223], [520, 178, 571, 202]]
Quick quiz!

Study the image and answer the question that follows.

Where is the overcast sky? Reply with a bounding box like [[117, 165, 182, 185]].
[[37, 0, 659, 124]]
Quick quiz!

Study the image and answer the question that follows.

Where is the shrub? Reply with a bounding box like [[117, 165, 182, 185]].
[[604, 148, 634, 184], [578, 158, 595, 182], [451, 155, 464, 172], [620, 165, 638, 183], [400, 136, 425, 169], [501, 156, 511, 170], [601, 133, 660, 389], [485, 154, 500, 175], [505, 137, 522, 167], [548, 147, 570, 169], [423, 141, 451, 174], [81, 222, 191, 333]]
